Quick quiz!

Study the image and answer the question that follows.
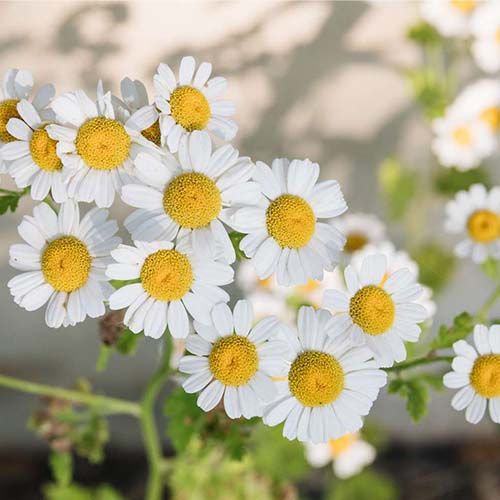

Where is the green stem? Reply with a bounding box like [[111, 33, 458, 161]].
[[475, 285, 500, 323], [385, 354, 453, 373], [140, 335, 173, 500], [0, 374, 140, 417]]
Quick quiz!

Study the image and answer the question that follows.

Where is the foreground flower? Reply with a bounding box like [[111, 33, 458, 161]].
[[8, 201, 120, 327], [179, 301, 287, 418], [445, 183, 500, 263], [305, 433, 376, 479], [471, 2, 500, 74], [0, 69, 35, 174], [154, 56, 237, 152], [323, 254, 427, 367], [263, 306, 387, 443], [443, 324, 500, 424], [1, 92, 69, 202], [122, 130, 255, 263], [47, 82, 157, 207], [230, 158, 347, 286], [421, 0, 478, 38], [106, 237, 233, 339]]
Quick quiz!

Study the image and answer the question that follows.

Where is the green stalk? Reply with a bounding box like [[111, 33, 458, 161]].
[[385, 354, 453, 373]]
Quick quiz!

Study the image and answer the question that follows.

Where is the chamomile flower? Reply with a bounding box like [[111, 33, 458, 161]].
[[8, 201, 120, 327], [120, 77, 161, 147], [0, 69, 35, 174], [444, 183, 500, 263], [471, 2, 500, 74], [230, 158, 347, 286], [323, 254, 427, 368], [263, 306, 387, 443], [106, 237, 234, 339], [1, 93, 70, 202], [335, 213, 386, 259], [432, 106, 495, 170], [179, 300, 288, 419], [421, 0, 479, 38], [122, 130, 256, 264], [154, 56, 237, 152], [47, 82, 158, 208], [305, 433, 376, 479], [443, 324, 500, 424]]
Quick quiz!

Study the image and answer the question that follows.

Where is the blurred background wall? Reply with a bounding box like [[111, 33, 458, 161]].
[[0, 0, 498, 450]]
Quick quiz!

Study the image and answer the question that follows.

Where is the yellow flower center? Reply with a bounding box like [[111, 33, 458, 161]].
[[288, 351, 344, 407], [41, 236, 92, 292], [450, 0, 476, 13], [496, 28, 500, 45], [258, 277, 273, 290], [0, 99, 20, 143], [169, 85, 211, 132], [266, 194, 316, 249], [141, 119, 161, 146], [467, 209, 500, 243], [328, 434, 356, 458], [140, 249, 193, 301], [452, 126, 472, 146], [470, 354, 500, 398], [480, 107, 500, 131], [30, 127, 62, 172], [350, 285, 395, 335], [163, 172, 221, 229], [208, 335, 258, 386], [76, 117, 131, 170], [344, 232, 368, 253]]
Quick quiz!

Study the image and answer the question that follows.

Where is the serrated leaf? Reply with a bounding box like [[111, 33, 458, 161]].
[[420, 372, 445, 391], [434, 167, 491, 196], [431, 312, 474, 349], [0, 187, 27, 215], [405, 380, 429, 422], [49, 451, 73, 487]]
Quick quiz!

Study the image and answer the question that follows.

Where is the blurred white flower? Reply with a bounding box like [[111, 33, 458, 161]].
[[471, 2, 500, 74], [421, 0, 479, 38], [305, 433, 376, 479]]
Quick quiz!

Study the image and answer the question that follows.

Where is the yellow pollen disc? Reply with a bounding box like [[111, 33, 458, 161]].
[[0, 99, 21, 143], [266, 194, 316, 249], [76, 117, 131, 170], [467, 209, 500, 243], [288, 351, 344, 407], [452, 126, 472, 146], [295, 279, 320, 294], [169, 85, 211, 132], [350, 285, 395, 335], [140, 249, 193, 301], [344, 232, 368, 253], [30, 127, 62, 172], [163, 172, 221, 229], [470, 354, 500, 398], [209, 335, 258, 386], [496, 28, 500, 45], [41, 236, 91, 292], [450, 0, 476, 13], [328, 434, 356, 458], [141, 119, 161, 146], [258, 277, 272, 290], [480, 107, 500, 131]]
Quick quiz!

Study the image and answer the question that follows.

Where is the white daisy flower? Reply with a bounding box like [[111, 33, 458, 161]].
[[304, 432, 376, 479], [263, 306, 387, 443], [179, 300, 288, 419], [8, 200, 120, 327], [335, 212, 386, 259], [121, 130, 256, 264], [351, 242, 436, 324], [323, 254, 427, 368], [106, 237, 234, 340], [229, 158, 347, 286], [471, 2, 500, 74], [154, 56, 237, 153], [0, 69, 36, 174], [120, 77, 161, 147], [246, 290, 294, 325], [47, 82, 158, 207], [421, 0, 479, 38], [444, 183, 500, 263], [443, 324, 500, 424], [432, 106, 495, 171]]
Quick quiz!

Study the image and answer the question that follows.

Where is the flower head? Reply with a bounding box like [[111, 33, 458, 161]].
[[421, 0, 479, 38], [471, 2, 500, 73]]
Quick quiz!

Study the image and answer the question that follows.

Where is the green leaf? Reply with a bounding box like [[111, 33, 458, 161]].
[[327, 470, 398, 500], [96, 345, 112, 372], [405, 68, 448, 119], [431, 311, 474, 349], [229, 231, 247, 260], [412, 242, 456, 293], [49, 451, 73, 487], [406, 21, 442, 46], [434, 167, 491, 196], [0, 187, 27, 215], [420, 372, 445, 391], [388, 379, 429, 422], [378, 158, 418, 220], [481, 258, 500, 282], [109, 278, 139, 289], [115, 328, 140, 355], [44, 483, 124, 500]]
